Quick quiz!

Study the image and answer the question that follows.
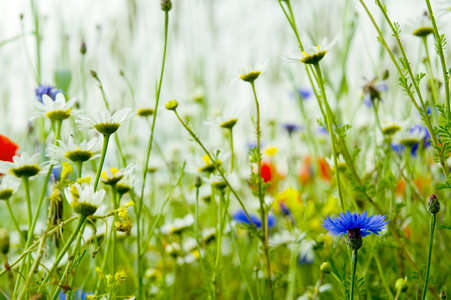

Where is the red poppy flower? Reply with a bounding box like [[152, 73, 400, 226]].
[[0, 135, 18, 162]]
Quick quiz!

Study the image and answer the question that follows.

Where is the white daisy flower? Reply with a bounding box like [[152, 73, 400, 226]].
[[160, 214, 194, 235], [405, 12, 435, 37], [35, 93, 76, 121], [76, 107, 135, 135], [48, 136, 101, 163], [285, 37, 337, 65], [238, 61, 267, 82], [101, 165, 135, 186], [0, 152, 45, 178], [0, 176, 20, 200], [65, 183, 105, 216], [204, 105, 247, 130]]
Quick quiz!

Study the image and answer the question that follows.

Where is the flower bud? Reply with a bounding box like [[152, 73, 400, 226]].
[[80, 41, 86, 55], [346, 228, 362, 251], [0, 229, 10, 255], [161, 0, 172, 11], [165, 99, 178, 111], [395, 278, 407, 292], [194, 176, 202, 188], [90, 70, 98, 78], [441, 291, 447, 300], [427, 194, 440, 215], [320, 262, 332, 274]]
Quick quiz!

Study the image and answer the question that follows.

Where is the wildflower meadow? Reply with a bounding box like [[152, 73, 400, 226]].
[[1, 0, 451, 299]]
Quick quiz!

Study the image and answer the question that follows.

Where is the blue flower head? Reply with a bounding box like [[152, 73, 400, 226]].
[[282, 123, 302, 135], [36, 84, 62, 103], [322, 211, 388, 238], [233, 209, 276, 229], [297, 87, 312, 100]]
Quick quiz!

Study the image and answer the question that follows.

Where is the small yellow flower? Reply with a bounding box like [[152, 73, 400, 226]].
[[264, 146, 278, 156]]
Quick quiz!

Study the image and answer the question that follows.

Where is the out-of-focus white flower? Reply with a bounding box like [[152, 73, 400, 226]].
[[76, 107, 134, 135], [48, 136, 101, 163], [0, 152, 46, 178], [284, 37, 337, 65], [160, 214, 194, 235], [0, 176, 20, 200], [35, 93, 76, 121], [238, 61, 267, 82]]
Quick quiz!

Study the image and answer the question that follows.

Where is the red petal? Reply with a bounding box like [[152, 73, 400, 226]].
[[0, 135, 19, 162]]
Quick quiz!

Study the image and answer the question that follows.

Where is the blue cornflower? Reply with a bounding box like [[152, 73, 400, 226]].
[[409, 125, 432, 155], [282, 123, 302, 135], [35, 84, 62, 103], [322, 211, 388, 237], [233, 209, 276, 229], [297, 87, 312, 100], [59, 290, 92, 300]]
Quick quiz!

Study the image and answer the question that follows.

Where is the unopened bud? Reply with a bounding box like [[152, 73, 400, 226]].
[[90, 70, 98, 78], [160, 0, 172, 11], [0, 229, 10, 255], [320, 262, 331, 274], [80, 41, 86, 55], [194, 176, 202, 188], [395, 278, 407, 292], [165, 99, 178, 111], [427, 194, 440, 215], [441, 291, 447, 300]]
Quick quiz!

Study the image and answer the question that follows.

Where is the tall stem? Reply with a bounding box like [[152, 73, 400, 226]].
[[313, 63, 345, 212], [228, 128, 235, 172], [94, 134, 111, 191], [350, 250, 358, 300], [6, 201, 25, 246], [137, 11, 169, 297], [422, 214, 436, 300], [21, 177, 32, 231], [250, 81, 273, 300]]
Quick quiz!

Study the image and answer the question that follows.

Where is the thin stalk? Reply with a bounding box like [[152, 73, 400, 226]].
[[313, 63, 345, 212], [173, 110, 253, 223], [213, 189, 225, 285], [76, 160, 83, 179], [38, 216, 86, 293], [422, 214, 436, 300], [93, 134, 111, 191], [50, 221, 87, 300], [422, 37, 439, 121], [350, 250, 358, 300], [31, 0, 41, 84], [424, 0, 450, 119], [6, 201, 25, 246], [22, 177, 32, 231], [194, 184, 214, 299], [250, 81, 273, 300], [137, 12, 170, 297], [228, 128, 235, 172]]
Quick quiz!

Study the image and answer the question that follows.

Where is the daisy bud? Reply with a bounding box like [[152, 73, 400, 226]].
[[165, 99, 178, 111], [194, 176, 202, 188], [161, 0, 172, 11], [320, 262, 332, 274], [0, 229, 10, 255], [395, 278, 408, 292], [427, 194, 440, 215]]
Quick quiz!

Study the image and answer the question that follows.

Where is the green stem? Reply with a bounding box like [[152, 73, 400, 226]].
[[250, 81, 273, 300], [228, 128, 235, 172], [31, 0, 41, 84], [111, 184, 118, 273], [313, 63, 345, 212], [173, 110, 253, 224], [424, 0, 450, 119], [422, 214, 436, 300], [22, 177, 32, 231], [350, 250, 358, 300], [137, 12, 169, 298], [38, 215, 86, 293], [6, 201, 25, 246], [213, 189, 225, 285], [50, 222, 86, 300], [76, 160, 83, 179], [94, 134, 111, 191], [422, 37, 439, 122]]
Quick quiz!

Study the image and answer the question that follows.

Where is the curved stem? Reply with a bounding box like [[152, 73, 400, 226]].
[[94, 134, 111, 191], [422, 214, 436, 300], [228, 128, 235, 172], [350, 250, 358, 300]]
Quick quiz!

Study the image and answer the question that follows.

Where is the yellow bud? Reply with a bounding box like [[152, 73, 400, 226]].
[[76, 176, 91, 184], [96, 267, 105, 280], [61, 162, 73, 181]]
